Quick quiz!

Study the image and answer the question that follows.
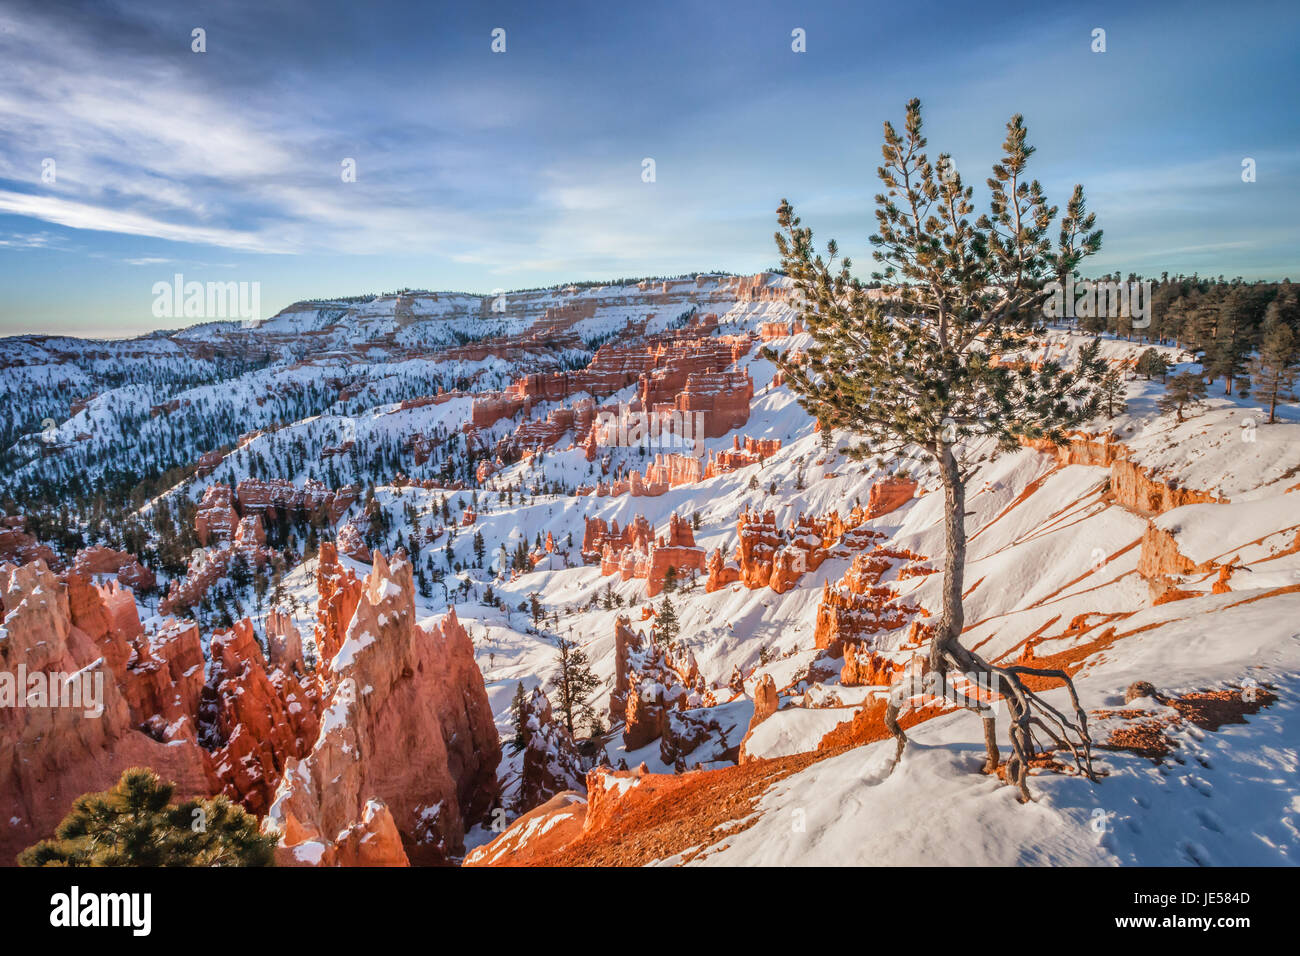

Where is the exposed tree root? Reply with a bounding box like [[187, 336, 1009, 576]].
[[885, 642, 1095, 802]]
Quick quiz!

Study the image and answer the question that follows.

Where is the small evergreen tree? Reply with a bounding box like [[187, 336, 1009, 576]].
[[1098, 366, 1125, 418], [656, 596, 679, 645], [509, 681, 529, 753], [1249, 322, 1298, 424], [1158, 371, 1209, 422], [548, 637, 600, 737], [1136, 348, 1170, 381], [662, 565, 678, 593], [583, 705, 607, 739], [20, 768, 275, 867]]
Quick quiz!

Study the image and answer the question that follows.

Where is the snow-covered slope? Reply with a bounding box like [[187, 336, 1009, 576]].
[[5, 272, 1297, 867]]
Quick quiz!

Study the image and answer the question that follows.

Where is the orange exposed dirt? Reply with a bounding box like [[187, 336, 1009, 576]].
[[530, 751, 827, 866]]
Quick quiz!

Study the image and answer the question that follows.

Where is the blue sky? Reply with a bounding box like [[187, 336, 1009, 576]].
[[0, 0, 1297, 337]]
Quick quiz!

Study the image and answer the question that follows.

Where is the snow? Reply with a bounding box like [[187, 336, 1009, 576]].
[[1156, 497, 1300, 566], [7, 277, 1300, 867], [291, 841, 328, 864], [330, 630, 376, 672], [740, 704, 855, 761]]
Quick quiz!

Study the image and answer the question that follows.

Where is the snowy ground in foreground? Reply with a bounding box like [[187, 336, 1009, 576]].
[[683, 596, 1300, 867]]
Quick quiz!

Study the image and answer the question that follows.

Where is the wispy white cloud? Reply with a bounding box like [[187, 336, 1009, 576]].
[[0, 190, 288, 253], [0, 230, 59, 249]]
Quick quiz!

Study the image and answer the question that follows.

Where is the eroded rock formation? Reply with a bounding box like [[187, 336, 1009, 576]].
[[0, 561, 214, 865], [313, 541, 362, 665], [72, 546, 156, 591], [264, 551, 501, 866], [0, 515, 57, 568], [201, 620, 320, 814], [514, 687, 586, 814], [738, 673, 779, 763], [589, 512, 706, 597], [608, 615, 698, 751], [711, 487, 917, 595]]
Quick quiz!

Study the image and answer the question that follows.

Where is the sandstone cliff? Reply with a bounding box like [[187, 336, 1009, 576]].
[[0, 561, 214, 865], [264, 551, 500, 865]]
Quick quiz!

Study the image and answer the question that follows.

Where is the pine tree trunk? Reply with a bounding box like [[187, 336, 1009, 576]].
[[930, 443, 967, 673]]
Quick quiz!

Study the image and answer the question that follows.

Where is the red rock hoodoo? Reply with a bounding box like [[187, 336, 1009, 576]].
[[264, 551, 501, 866]]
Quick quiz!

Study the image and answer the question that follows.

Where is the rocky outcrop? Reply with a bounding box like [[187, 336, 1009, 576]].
[[71, 546, 155, 591], [314, 541, 362, 665], [1021, 433, 1124, 469], [659, 702, 731, 768], [758, 319, 804, 340], [738, 674, 779, 763], [159, 531, 274, 616], [474, 317, 753, 456], [1137, 523, 1212, 580], [719, 502, 899, 595], [810, 541, 932, 692], [585, 438, 779, 499], [706, 434, 782, 476], [841, 641, 905, 686], [623, 685, 666, 752], [515, 687, 586, 814], [61, 571, 216, 748], [195, 484, 239, 546], [583, 514, 652, 565], [577, 763, 680, 839], [265, 551, 501, 866], [335, 521, 371, 562], [590, 512, 706, 597], [704, 546, 742, 592], [0, 515, 57, 568], [1020, 432, 1230, 604], [866, 476, 918, 518], [814, 546, 928, 656], [643, 452, 705, 489], [1022, 433, 1224, 516], [498, 400, 597, 458], [202, 620, 320, 814], [610, 615, 641, 722], [265, 608, 306, 675], [463, 791, 588, 867], [0, 561, 214, 864], [194, 449, 225, 477], [236, 477, 358, 524], [608, 615, 696, 751], [1110, 459, 1222, 515]]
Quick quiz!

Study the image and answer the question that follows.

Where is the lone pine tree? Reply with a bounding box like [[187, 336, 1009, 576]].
[[767, 99, 1104, 799], [1136, 347, 1170, 381], [509, 681, 529, 753], [548, 636, 599, 738], [1249, 322, 1298, 424], [1158, 370, 1209, 422], [1098, 366, 1125, 418], [655, 595, 680, 645]]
